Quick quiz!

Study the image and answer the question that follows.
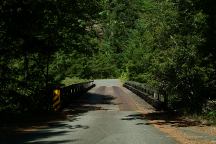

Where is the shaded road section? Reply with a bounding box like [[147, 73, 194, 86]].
[[0, 79, 177, 144]]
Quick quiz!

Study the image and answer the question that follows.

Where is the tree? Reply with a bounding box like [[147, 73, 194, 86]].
[[0, 0, 102, 112]]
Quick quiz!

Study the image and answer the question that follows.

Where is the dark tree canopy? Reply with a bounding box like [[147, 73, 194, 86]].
[[0, 0, 216, 114]]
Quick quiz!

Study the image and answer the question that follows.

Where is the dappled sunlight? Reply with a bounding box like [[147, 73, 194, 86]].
[[121, 112, 209, 127]]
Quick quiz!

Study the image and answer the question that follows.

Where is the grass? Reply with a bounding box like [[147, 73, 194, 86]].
[[61, 77, 88, 86], [182, 112, 216, 125]]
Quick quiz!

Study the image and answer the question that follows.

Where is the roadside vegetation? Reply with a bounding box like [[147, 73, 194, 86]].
[[99, 0, 216, 120], [0, 0, 215, 121], [61, 77, 88, 87]]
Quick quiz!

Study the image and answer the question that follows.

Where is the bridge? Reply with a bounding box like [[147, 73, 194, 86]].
[[1, 79, 215, 144]]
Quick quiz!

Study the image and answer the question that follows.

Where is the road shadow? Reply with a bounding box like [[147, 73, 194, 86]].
[[0, 126, 78, 144], [0, 113, 89, 144], [62, 90, 116, 119], [26, 140, 78, 144], [0, 86, 115, 144], [122, 111, 208, 127], [0, 114, 90, 143]]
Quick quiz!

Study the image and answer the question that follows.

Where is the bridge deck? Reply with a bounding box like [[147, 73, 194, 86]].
[[1, 79, 215, 144]]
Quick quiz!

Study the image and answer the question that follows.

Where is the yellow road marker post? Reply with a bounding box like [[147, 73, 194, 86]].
[[53, 87, 61, 111]]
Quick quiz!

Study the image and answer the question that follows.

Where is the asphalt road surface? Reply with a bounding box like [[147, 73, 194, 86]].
[[1, 79, 178, 144]]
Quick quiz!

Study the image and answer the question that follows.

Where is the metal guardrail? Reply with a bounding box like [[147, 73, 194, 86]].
[[52, 81, 95, 110], [123, 81, 167, 109], [61, 81, 95, 97]]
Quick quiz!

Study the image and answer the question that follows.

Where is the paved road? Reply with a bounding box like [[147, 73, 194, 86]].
[[1, 79, 177, 144]]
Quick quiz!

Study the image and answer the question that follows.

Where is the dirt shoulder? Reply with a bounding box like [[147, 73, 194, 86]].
[[123, 87, 216, 144], [145, 112, 216, 144]]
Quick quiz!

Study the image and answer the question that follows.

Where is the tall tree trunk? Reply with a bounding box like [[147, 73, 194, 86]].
[[24, 42, 29, 86], [46, 55, 49, 89]]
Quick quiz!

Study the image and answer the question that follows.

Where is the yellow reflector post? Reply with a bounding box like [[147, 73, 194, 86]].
[[53, 88, 61, 111]]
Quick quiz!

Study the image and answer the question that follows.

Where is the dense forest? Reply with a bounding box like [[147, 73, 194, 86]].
[[0, 0, 216, 114]]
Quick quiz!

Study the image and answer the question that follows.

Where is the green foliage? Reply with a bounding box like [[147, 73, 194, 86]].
[[61, 77, 88, 86], [1, 0, 216, 115], [207, 111, 216, 119], [100, 0, 216, 113], [0, 0, 101, 112]]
